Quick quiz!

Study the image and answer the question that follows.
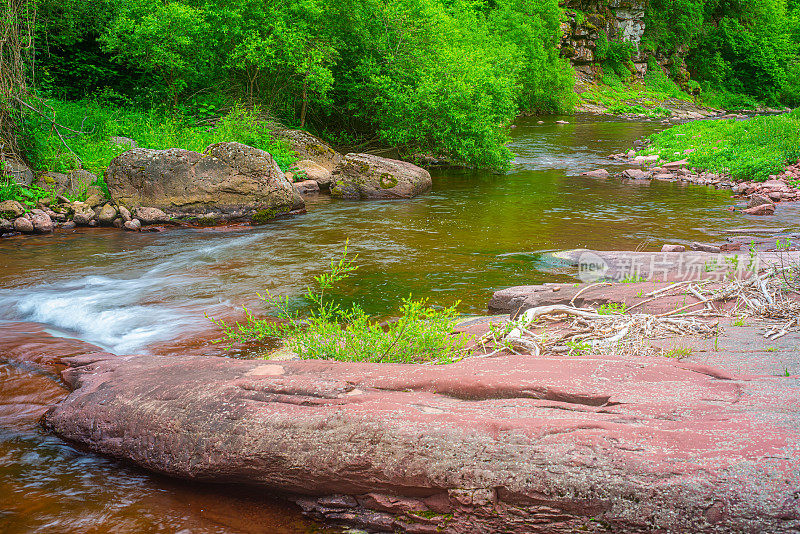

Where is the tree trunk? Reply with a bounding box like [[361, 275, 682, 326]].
[[299, 78, 308, 129]]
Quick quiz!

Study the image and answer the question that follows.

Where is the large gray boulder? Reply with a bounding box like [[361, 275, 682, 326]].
[[330, 154, 432, 200], [106, 142, 304, 220]]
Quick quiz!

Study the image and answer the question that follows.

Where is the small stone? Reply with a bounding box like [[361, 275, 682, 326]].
[[124, 219, 142, 231], [0, 218, 13, 232], [653, 173, 675, 180], [742, 204, 776, 216], [626, 150, 636, 158], [581, 169, 610, 178], [768, 191, 782, 202], [61, 221, 76, 230], [690, 242, 721, 253], [555, 120, 569, 124], [84, 194, 103, 208], [134, 207, 170, 224], [112, 217, 124, 228], [720, 243, 742, 252], [118, 205, 132, 222], [747, 194, 774, 209], [29, 209, 54, 233], [294, 179, 320, 194], [72, 202, 96, 226], [663, 159, 689, 170], [98, 204, 118, 225], [661, 244, 686, 252], [622, 169, 649, 180], [633, 155, 659, 164], [13, 216, 34, 233]]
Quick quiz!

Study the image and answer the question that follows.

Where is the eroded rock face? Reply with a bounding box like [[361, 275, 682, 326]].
[[106, 142, 304, 220], [45, 352, 800, 533], [330, 153, 432, 200], [271, 128, 343, 171]]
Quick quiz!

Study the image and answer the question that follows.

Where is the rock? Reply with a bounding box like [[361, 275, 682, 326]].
[[133, 207, 170, 225], [61, 221, 76, 230], [0, 200, 25, 218], [13, 216, 34, 233], [747, 194, 774, 209], [112, 218, 124, 228], [622, 168, 649, 180], [579, 169, 610, 178], [293, 159, 333, 189], [1, 157, 34, 186], [768, 191, 783, 202], [118, 205, 132, 222], [633, 155, 659, 164], [330, 154, 432, 200], [270, 128, 342, 171], [761, 179, 788, 190], [662, 159, 689, 170], [719, 243, 742, 252], [294, 179, 320, 194], [742, 204, 776, 216], [0, 218, 12, 233], [661, 244, 686, 252], [110, 136, 138, 150], [652, 173, 675, 180], [97, 204, 118, 225], [106, 143, 303, 221], [554, 120, 569, 124], [44, 352, 800, 533], [123, 219, 141, 231], [626, 149, 636, 158], [72, 202, 96, 226], [84, 194, 103, 208], [28, 209, 54, 233], [690, 242, 721, 253]]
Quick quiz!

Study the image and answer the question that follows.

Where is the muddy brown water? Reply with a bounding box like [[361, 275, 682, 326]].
[[0, 115, 793, 532]]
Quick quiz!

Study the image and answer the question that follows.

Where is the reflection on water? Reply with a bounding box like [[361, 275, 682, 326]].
[[0, 115, 781, 532]]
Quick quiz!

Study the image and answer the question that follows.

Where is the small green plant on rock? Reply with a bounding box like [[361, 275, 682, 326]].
[[598, 302, 627, 315], [565, 340, 592, 356], [209, 243, 471, 364]]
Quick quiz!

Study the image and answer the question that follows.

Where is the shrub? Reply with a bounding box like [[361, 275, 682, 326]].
[[209, 244, 472, 364]]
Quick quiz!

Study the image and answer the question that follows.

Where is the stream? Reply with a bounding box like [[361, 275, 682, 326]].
[[0, 115, 785, 533]]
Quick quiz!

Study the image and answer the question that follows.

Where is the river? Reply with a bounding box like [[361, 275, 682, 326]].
[[0, 115, 775, 532]]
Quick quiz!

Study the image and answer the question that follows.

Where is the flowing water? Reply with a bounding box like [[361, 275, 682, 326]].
[[0, 115, 786, 532]]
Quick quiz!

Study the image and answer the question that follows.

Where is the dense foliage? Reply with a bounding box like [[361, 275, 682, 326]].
[[30, 0, 576, 169], [643, 0, 800, 107]]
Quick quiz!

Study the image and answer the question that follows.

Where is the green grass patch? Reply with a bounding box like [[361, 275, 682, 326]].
[[19, 99, 297, 179], [579, 69, 690, 117], [639, 110, 800, 181]]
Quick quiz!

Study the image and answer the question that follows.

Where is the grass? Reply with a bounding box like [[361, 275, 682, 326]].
[[638, 109, 800, 181], [19, 99, 297, 179], [209, 244, 471, 364], [663, 346, 693, 358], [598, 302, 627, 315]]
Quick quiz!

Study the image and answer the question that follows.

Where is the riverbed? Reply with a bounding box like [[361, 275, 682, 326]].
[[0, 115, 784, 533]]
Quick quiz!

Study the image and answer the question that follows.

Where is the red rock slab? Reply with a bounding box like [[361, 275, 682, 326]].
[[45, 351, 800, 533]]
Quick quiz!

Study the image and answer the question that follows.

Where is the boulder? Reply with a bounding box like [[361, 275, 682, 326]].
[[84, 194, 103, 208], [622, 168, 649, 180], [34, 169, 98, 196], [742, 204, 776, 216], [330, 154, 432, 200], [133, 207, 170, 225], [0, 200, 25, 218], [0, 218, 12, 233], [661, 244, 685, 252], [45, 352, 800, 533], [61, 221, 76, 230], [119, 205, 132, 222], [633, 154, 659, 164], [106, 142, 304, 221], [123, 219, 141, 231], [293, 159, 333, 189], [97, 204, 118, 225], [13, 216, 34, 233], [747, 194, 774, 209], [1, 157, 33, 186], [28, 209, 54, 233], [662, 159, 689, 170], [579, 169, 610, 178], [690, 242, 721, 253]]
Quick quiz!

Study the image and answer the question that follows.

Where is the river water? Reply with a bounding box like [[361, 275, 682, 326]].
[[0, 115, 775, 532]]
